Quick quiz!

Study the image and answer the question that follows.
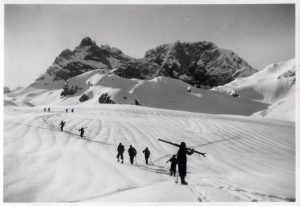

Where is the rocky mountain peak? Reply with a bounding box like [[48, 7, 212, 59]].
[[79, 36, 96, 47], [38, 38, 257, 88]]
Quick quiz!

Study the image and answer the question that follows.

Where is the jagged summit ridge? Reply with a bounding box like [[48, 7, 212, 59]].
[[144, 41, 256, 86], [35, 37, 257, 88]]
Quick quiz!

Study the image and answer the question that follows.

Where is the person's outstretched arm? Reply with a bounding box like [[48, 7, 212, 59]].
[[186, 149, 195, 155]]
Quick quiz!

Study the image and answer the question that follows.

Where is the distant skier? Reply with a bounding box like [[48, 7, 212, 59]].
[[128, 145, 137, 165], [142, 147, 151, 165], [59, 121, 66, 131], [177, 142, 195, 185], [78, 128, 85, 138], [66, 109, 68, 112], [71, 108, 74, 112], [44, 108, 46, 112], [166, 155, 178, 176], [117, 143, 125, 163], [47, 107, 50, 112]]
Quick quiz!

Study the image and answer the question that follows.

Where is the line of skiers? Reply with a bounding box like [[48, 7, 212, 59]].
[[117, 143, 151, 165], [43, 108, 75, 112], [116, 142, 196, 185], [58, 120, 201, 185], [44, 108, 51, 112], [65, 108, 74, 112], [59, 121, 86, 138]]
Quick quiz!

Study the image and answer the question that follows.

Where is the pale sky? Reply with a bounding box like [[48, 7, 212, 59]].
[[4, 4, 295, 88]]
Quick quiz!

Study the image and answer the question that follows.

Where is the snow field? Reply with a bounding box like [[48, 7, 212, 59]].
[[3, 105, 295, 202]]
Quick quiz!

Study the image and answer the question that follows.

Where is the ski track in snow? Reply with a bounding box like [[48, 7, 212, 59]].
[[3, 106, 295, 202], [188, 177, 292, 202]]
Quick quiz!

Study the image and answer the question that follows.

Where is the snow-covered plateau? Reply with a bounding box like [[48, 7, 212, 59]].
[[4, 105, 295, 202], [3, 59, 296, 202]]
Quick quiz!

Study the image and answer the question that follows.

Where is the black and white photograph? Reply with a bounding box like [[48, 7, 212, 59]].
[[2, 1, 298, 203]]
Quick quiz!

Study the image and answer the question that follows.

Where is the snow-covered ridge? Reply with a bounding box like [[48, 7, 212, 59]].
[[213, 59, 295, 121], [6, 69, 268, 116]]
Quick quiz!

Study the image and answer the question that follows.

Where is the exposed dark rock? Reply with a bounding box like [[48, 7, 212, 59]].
[[51, 62, 98, 81], [113, 62, 144, 79], [135, 99, 141, 106], [61, 83, 79, 97], [99, 93, 115, 104], [79, 94, 89, 102]]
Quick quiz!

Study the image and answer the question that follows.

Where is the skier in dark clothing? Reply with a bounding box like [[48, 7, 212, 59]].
[[47, 108, 50, 112], [78, 128, 85, 138], [59, 121, 66, 131], [177, 142, 194, 185], [71, 108, 74, 112], [66, 109, 68, 112], [166, 155, 178, 176], [117, 143, 125, 163], [142, 147, 151, 165], [128, 145, 137, 165], [44, 108, 46, 112]]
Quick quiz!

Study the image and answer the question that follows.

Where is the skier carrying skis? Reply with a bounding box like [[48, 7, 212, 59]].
[[78, 128, 85, 138], [177, 142, 194, 185], [117, 143, 125, 163], [128, 145, 137, 165], [166, 155, 178, 176], [142, 147, 151, 165], [59, 121, 66, 131]]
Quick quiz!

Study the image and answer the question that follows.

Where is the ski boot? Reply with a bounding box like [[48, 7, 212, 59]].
[[181, 181, 188, 185]]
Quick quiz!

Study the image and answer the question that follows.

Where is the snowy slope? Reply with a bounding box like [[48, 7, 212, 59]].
[[213, 59, 295, 121], [6, 70, 268, 116], [6, 59, 294, 122], [4, 106, 295, 202]]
